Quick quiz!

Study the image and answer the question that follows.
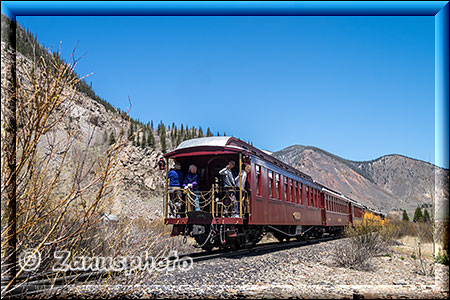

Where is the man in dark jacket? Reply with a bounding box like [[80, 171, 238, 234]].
[[219, 161, 239, 217], [168, 162, 183, 217]]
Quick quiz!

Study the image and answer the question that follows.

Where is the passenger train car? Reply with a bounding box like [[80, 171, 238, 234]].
[[163, 136, 385, 250]]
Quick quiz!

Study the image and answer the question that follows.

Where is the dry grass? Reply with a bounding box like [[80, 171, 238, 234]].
[[392, 236, 434, 261]]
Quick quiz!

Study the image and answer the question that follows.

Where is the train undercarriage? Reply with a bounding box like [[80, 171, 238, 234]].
[[170, 215, 345, 251]]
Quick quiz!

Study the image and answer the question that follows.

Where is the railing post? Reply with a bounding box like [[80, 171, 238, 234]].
[[212, 184, 215, 217], [164, 158, 169, 219], [187, 189, 191, 212], [239, 153, 243, 218]]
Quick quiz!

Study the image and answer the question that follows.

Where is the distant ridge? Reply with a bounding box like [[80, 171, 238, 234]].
[[273, 145, 448, 217]]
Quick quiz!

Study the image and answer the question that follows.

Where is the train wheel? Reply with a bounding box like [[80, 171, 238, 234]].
[[202, 245, 214, 252], [273, 232, 285, 243], [296, 235, 305, 242]]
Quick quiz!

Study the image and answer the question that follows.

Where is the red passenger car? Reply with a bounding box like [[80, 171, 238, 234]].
[[163, 137, 384, 250]]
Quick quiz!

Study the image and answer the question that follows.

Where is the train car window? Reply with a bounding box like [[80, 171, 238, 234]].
[[307, 186, 310, 206], [284, 177, 289, 201], [275, 173, 281, 199], [295, 182, 299, 204], [291, 180, 295, 203], [256, 165, 261, 196], [317, 191, 320, 208], [313, 189, 316, 207], [300, 183, 304, 205], [305, 186, 308, 206], [312, 189, 315, 207], [268, 170, 273, 198]]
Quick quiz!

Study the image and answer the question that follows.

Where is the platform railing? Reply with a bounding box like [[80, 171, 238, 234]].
[[165, 186, 248, 218]]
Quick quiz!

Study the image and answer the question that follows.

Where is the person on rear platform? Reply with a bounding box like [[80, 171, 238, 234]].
[[183, 164, 200, 212], [219, 161, 239, 218], [234, 164, 251, 217], [168, 162, 184, 217]]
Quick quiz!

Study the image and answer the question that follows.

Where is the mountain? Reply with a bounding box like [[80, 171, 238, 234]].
[[272, 145, 448, 217]]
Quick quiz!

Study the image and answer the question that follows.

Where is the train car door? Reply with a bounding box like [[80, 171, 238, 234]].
[[348, 202, 353, 225]]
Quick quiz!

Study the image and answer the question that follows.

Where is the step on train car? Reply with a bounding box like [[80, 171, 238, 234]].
[[163, 136, 385, 250]]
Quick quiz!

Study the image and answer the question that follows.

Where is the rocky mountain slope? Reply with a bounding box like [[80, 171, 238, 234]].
[[1, 40, 167, 222], [272, 145, 448, 217]]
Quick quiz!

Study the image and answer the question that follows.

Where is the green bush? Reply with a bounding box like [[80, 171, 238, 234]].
[[435, 251, 449, 265]]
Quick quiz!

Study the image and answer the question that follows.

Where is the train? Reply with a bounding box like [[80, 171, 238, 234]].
[[163, 136, 385, 250]]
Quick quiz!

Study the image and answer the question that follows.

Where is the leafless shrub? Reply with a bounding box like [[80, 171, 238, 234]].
[[332, 215, 386, 270], [412, 222, 434, 276], [1, 45, 128, 295]]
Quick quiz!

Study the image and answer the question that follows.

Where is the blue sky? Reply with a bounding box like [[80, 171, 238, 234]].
[[14, 15, 437, 166]]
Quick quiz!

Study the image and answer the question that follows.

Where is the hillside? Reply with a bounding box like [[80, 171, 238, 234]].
[[272, 145, 448, 217], [1, 14, 221, 222]]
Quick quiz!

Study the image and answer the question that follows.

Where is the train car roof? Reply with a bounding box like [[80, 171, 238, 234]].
[[176, 136, 232, 150], [166, 136, 313, 181]]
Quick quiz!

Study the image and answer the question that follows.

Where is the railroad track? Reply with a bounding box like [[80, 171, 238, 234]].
[[181, 234, 342, 263], [1, 235, 341, 298]]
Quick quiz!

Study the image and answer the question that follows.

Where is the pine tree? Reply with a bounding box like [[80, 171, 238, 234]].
[[206, 127, 213, 137], [198, 126, 204, 137], [172, 127, 177, 145], [160, 131, 167, 153], [136, 133, 141, 147], [147, 130, 154, 148], [109, 132, 116, 145], [140, 132, 146, 149], [413, 205, 424, 223], [402, 210, 410, 222], [128, 122, 134, 141], [423, 209, 431, 223]]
